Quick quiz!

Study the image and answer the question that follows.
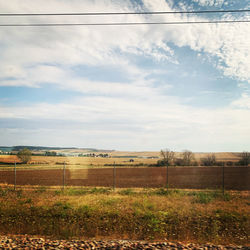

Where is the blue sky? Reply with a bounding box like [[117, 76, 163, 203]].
[[0, 0, 249, 151]]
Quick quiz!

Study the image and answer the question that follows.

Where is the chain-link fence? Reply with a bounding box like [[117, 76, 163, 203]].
[[0, 163, 249, 191]]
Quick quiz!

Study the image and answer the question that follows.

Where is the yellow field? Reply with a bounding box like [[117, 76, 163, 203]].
[[0, 152, 241, 166], [110, 151, 241, 161], [0, 152, 242, 165], [0, 155, 156, 165]]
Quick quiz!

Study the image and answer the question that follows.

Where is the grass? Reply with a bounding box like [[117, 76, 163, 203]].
[[0, 186, 249, 245], [0, 155, 158, 168]]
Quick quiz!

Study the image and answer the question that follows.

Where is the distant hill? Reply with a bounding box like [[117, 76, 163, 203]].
[[5, 146, 114, 152], [13, 146, 78, 151], [0, 147, 13, 152]]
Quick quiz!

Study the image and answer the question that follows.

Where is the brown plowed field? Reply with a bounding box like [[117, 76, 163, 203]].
[[0, 166, 249, 190]]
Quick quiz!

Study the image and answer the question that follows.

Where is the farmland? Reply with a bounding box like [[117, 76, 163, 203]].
[[0, 154, 157, 166], [0, 153, 249, 190], [0, 166, 249, 190], [0, 153, 249, 244], [0, 151, 243, 166]]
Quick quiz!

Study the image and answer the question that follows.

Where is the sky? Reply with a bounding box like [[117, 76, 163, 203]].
[[0, 0, 249, 152]]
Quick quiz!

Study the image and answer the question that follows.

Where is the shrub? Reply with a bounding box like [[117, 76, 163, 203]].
[[156, 160, 166, 166], [119, 188, 135, 195]]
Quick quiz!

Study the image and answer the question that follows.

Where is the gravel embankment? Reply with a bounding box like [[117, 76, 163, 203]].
[[0, 236, 249, 249]]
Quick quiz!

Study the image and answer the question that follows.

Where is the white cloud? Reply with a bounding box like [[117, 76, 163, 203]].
[[0, 94, 249, 151], [0, 0, 249, 151], [231, 93, 250, 109], [192, 0, 225, 7], [0, 0, 249, 85]]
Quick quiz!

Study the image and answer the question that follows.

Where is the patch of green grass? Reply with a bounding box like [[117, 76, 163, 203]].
[[132, 200, 155, 212], [118, 188, 135, 195], [193, 192, 214, 204], [18, 198, 33, 205], [65, 188, 88, 196], [153, 188, 187, 197], [54, 190, 62, 196], [0, 186, 17, 197], [0, 187, 8, 197], [89, 187, 111, 194], [16, 189, 23, 198], [192, 191, 232, 204], [34, 186, 47, 193], [53, 201, 72, 210], [153, 188, 168, 196], [101, 198, 121, 206], [132, 201, 143, 209], [77, 205, 93, 215]]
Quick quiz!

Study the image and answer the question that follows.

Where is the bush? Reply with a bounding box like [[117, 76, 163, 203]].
[[156, 160, 166, 166], [226, 161, 234, 166]]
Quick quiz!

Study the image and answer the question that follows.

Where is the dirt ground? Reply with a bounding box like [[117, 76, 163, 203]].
[[0, 166, 249, 190]]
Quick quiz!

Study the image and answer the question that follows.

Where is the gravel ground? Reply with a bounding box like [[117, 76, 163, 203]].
[[0, 236, 249, 249]]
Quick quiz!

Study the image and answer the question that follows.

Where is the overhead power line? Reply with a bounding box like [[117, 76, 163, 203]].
[[0, 20, 249, 27], [0, 9, 249, 16]]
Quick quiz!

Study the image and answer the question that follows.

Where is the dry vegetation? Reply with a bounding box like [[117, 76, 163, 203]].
[[0, 186, 249, 245], [0, 152, 242, 167], [0, 152, 248, 244]]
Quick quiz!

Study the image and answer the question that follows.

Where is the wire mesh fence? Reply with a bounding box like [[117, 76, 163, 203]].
[[0, 163, 249, 191]]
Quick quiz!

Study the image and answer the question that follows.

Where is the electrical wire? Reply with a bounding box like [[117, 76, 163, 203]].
[[0, 20, 249, 27], [0, 9, 249, 16]]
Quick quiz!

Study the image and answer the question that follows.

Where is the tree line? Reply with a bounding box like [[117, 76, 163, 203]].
[[158, 149, 250, 166], [13, 148, 250, 166]]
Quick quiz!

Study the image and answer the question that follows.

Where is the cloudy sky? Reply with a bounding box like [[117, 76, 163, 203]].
[[0, 0, 249, 152]]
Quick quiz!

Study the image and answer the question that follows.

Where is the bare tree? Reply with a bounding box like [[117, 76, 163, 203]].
[[239, 151, 250, 166], [160, 149, 175, 166], [201, 154, 217, 166], [182, 150, 194, 166]]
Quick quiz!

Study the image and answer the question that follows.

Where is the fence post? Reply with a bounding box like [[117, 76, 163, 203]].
[[63, 161, 66, 190], [113, 162, 116, 191], [14, 161, 16, 191], [222, 163, 225, 195], [166, 163, 169, 191]]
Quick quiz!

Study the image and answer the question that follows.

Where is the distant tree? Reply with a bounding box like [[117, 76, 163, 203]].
[[201, 154, 217, 166], [45, 151, 57, 156], [17, 148, 32, 164], [238, 151, 250, 166], [181, 150, 194, 166], [174, 158, 184, 166], [160, 149, 175, 166]]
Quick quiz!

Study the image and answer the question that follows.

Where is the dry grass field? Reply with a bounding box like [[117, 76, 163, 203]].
[[0, 153, 249, 244], [0, 155, 155, 165], [0, 186, 249, 244], [110, 151, 241, 161], [0, 152, 242, 166]]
